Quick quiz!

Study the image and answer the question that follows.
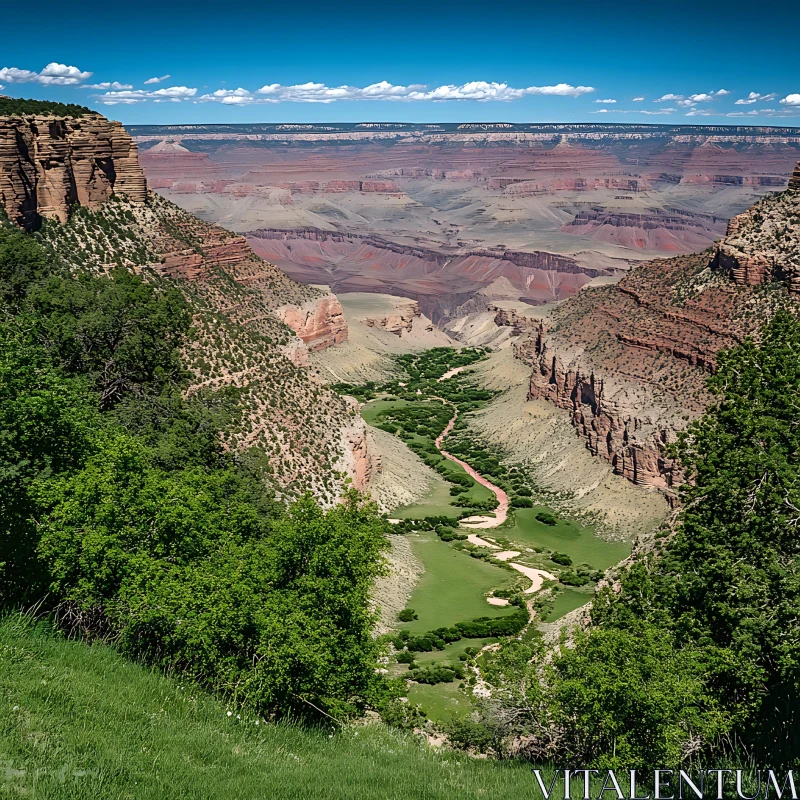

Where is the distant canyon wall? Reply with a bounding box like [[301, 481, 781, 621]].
[[0, 113, 146, 230]]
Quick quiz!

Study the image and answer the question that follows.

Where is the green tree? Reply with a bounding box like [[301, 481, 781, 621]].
[[28, 269, 191, 407]]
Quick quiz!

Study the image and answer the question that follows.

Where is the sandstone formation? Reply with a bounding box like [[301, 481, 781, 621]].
[[489, 305, 537, 336], [513, 235, 796, 499], [712, 168, 800, 291], [790, 162, 800, 190], [0, 112, 146, 229], [277, 295, 349, 351], [362, 301, 421, 335]]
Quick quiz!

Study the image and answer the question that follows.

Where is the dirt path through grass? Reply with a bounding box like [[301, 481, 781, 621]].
[[433, 400, 509, 528]]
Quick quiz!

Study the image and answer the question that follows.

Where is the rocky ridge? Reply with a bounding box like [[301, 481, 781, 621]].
[[0, 113, 146, 229], [712, 164, 800, 290], [515, 181, 800, 497], [0, 107, 369, 504]]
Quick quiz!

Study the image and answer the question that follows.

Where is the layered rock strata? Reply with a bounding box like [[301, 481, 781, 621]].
[[0, 113, 146, 229], [277, 296, 348, 351], [712, 168, 800, 291], [362, 301, 421, 335]]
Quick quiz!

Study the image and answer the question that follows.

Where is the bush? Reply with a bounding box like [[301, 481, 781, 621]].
[[535, 510, 558, 526], [551, 552, 572, 566], [395, 651, 416, 664], [398, 608, 418, 622]]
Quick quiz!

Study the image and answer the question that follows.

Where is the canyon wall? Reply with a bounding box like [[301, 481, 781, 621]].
[[712, 164, 800, 291], [0, 113, 146, 229]]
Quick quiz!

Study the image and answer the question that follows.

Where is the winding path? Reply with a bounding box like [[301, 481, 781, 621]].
[[433, 400, 508, 528], [431, 399, 554, 598]]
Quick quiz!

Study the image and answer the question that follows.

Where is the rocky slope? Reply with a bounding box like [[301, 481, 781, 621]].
[[515, 169, 800, 499], [0, 107, 369, 504], [712, 180, 800, 290], [0, 112, 146, 229]]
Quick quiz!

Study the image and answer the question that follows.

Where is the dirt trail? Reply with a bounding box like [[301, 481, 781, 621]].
[[433, 401, 509, 528]]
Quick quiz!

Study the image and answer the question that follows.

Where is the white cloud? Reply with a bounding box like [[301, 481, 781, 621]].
[[632, 96, 645, 101], [688, 93, 715, 102], [780, 94, 800, 106], [95, 85, 197, 105], [724, 110, 759, 117], [0, 62, 92, 86], [655, 93, 683, 102], [735, 92, 777, 105], [0, 84, 4, 91], [208, 80, 596, 104], [714, 89, 730, 96], [198, 88, 264, 105], [144, 74, 171, 85], [677, 99, 696, 107], [641, 108, 675, 115], [685, 108, 713, 116], [595, 98, 616, 104], [83, 81, 133, 90]]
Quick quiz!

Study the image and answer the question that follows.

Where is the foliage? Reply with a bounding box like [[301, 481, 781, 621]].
[[27, 268, 191, 407], [0, 97, 93, 117], [535, 510, 557, 526], [398, 608, 418, 622], [0, 222, 391, 722], [482, 310, 800, 768]]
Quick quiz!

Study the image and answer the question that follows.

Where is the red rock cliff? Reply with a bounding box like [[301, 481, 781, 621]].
[[0, 112, 146, 229]]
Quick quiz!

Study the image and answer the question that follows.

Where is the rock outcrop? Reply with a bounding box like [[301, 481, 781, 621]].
[[712, 169, 800, 291], [0, 112, 146, 229], [789, 162, 800, 191], [277, 295, 349, 351], [489, 305, 538, 336], [514, 237, 793, 500], [362, 301, 421, 335]]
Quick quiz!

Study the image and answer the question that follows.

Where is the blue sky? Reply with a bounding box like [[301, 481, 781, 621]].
[[2, 0, 799, 125]]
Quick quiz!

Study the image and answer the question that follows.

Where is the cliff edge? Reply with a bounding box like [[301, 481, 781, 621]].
[[0, 112, 146, 229]]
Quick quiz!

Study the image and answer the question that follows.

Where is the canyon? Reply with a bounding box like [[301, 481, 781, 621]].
[[131, 121, 800, 503], [134, 123, 800, 319]]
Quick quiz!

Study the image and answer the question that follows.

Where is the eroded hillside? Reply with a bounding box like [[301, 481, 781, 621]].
[[0, 107, 368, 503], [514, 172, 800, 500]]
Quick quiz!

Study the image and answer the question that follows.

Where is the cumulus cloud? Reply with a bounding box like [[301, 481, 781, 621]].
[[632, 96, 645, 101], [198, 88, 266, 105], [655, 93, 683, 102], [685, 108, 714, 116], [780, 94, 800, 106], [735, 92, 778, 105], [94, 85, 197, 105], [144, 74, 171, 85], [83, 81, 132, 90], [202, 80, 597, 104], [595, 98, 616, 104], [0, 62, 92, 86]]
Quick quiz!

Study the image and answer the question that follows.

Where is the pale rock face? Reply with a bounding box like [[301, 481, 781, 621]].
[[276, 295, 348, 352], [362, 301, 421, 335], [0, 113, 147, 229]]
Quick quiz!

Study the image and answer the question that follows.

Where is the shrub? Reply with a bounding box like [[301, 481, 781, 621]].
[[398, 608, 418, 622], [551, 552, 572, 566], [535, 510, 558, 525]]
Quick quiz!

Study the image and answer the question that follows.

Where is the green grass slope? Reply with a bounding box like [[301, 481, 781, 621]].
[[0, 615, 543, 799]]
